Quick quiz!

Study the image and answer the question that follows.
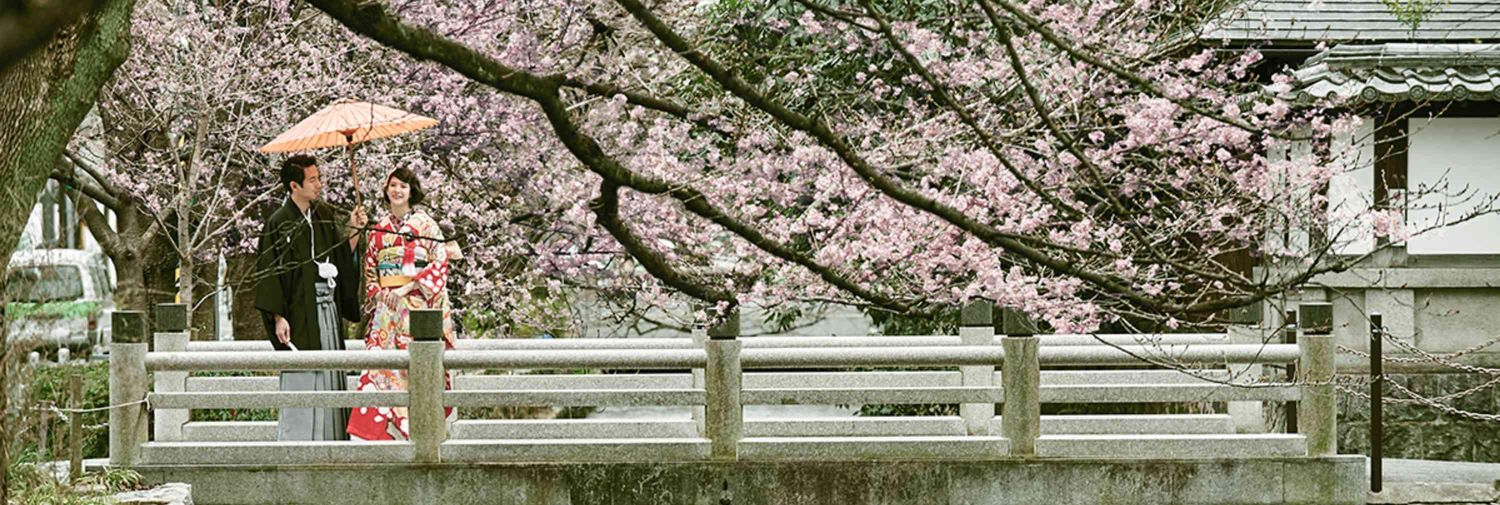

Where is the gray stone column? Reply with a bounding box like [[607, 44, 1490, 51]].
[[408, 309, 447, 463], [690, 319, 707, 437], [704, 309, 741, 461], [1226, 303, 1265, 433], [109, 311, 148, 467], [152, 304, 189, 442], [1298, 303, 1336, 456], [1001, 308, 1040, 456], [959, 300, 995, 436]]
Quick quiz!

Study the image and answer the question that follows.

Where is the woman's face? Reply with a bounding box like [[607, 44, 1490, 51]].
[[386, 176, 411, 208]]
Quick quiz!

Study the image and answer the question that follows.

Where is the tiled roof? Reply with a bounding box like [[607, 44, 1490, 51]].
[[1292, 43, 1500, 101], [1203, 0, 1500, 43]]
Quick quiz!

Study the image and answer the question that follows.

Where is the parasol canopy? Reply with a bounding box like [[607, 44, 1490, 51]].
[[258, 99, 437, 207], [258, 99, 438, 153]]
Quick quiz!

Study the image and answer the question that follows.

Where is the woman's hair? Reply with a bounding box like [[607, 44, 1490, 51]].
[[381, 167, 425, 208]]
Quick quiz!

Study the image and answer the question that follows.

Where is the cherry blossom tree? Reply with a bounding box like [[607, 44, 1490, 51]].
[[53, 0, 1488, 338], [51, 0, 582, 338], [279, 0, 1461, 334], [51, 0, 405, 332]]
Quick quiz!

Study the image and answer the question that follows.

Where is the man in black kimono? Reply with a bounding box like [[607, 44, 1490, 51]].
[[253, 155, 365, 441]]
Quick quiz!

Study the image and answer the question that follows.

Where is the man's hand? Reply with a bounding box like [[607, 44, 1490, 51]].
[[348, 206, 368, 248], [274, 315, 291, 345]]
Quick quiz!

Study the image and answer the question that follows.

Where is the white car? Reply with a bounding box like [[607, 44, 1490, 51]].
[[5, 249, 114, 358]]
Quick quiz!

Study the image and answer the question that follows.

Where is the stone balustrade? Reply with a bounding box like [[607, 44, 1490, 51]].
[[109, 301, 1337, 467]]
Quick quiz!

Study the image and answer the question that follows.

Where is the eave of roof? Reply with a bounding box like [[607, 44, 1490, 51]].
[[1293, 43, 1500, 102]]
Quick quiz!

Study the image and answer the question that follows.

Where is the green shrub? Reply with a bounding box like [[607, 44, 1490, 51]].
[[24, 363, 277, 463], [6, 449, 143, 505], [24, 363, 110, 460]]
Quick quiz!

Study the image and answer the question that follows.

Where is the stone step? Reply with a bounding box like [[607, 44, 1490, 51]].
[[1035, 434, 1307, 458], [1029, 414, 1235, 435], [1041, 384, 1300, 403], [140, 441, 411, 465], [738, 436, 1010, 460], [441, 438, 709, 462], [187, 412, 1238, 443], [1368, 482, 1500, 504], [190, 369, 1233, 392], [185, 414, 1238, 442]]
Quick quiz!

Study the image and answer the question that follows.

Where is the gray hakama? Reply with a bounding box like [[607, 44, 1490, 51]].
[[276, 280, 350, 441]]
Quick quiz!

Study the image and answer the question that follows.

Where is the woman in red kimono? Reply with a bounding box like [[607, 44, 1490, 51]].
[[347, 168, 456, 440]]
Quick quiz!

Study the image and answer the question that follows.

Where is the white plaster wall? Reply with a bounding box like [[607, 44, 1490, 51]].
[[1406, 117, 1500, 254], [1326, 117, 1376, 256]]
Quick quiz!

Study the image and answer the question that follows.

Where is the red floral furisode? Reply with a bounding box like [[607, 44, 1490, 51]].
[[347, 209, 457, 441]]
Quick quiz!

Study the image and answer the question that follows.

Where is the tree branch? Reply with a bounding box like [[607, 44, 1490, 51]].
[[49, 165, 120, 211], [590, 180, 734, 303], [978, 0, 1298, 139], [858, 0, 1083, 219], [979, 3, 1256, 290], [62, 184, 124, 258], [559, 76, 733, 138], [63, 148, 121, 197], [610, 0, 1196, 312], [304, 0, 924, 314]]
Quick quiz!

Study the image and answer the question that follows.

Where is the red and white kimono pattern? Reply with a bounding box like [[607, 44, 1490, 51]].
[[347, 209, 456, 441]]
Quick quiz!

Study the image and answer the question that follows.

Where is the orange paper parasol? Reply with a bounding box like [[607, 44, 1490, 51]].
[[258, 99, 437, 206]]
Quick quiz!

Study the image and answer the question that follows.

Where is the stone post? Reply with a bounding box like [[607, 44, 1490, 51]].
[[37, 400, 51, 460], [152, 304, 189, 442], [704, 308, 742, 461], [109, 311, 148, 467], [1283, 308, 1299, 433], [1226, 302, 1265, 433], [1297, 303, 1336, 456], [408, 309, 447, 464], [69, 374, 83, 482], [1000, 308, 1040, 456], [690, 311, 708, 436], [959, 300, 995, 436]]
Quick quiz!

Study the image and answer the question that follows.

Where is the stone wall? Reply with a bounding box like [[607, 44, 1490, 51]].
[[1336, 372, 1500, 463], [141, 457, 1367, 505]]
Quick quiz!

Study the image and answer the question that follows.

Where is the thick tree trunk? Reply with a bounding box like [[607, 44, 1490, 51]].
[[114, 253, 147, 313], [0, 0, 136, 270], [0, 0, 137, 499]]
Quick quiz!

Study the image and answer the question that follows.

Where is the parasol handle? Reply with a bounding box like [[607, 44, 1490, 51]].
[[345, 135, 362, 210]]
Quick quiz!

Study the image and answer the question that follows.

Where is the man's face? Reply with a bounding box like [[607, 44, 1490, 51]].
[[290, 165, 322, 201]]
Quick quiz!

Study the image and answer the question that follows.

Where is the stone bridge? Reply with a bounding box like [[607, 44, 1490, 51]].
[[105, 303, 1366, 504]]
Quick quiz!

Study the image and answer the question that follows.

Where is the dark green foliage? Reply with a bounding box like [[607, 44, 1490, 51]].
[[24, 363, 109, 460], [186, 371, 278, 423], [7, 449, 143, 504], [868, 307, 959, 336]]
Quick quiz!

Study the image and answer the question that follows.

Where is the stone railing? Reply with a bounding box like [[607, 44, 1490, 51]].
[[108, 302, 1338, 466]]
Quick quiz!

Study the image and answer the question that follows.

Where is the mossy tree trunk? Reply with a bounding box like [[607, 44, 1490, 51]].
[[0, 0, 137, 499]]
